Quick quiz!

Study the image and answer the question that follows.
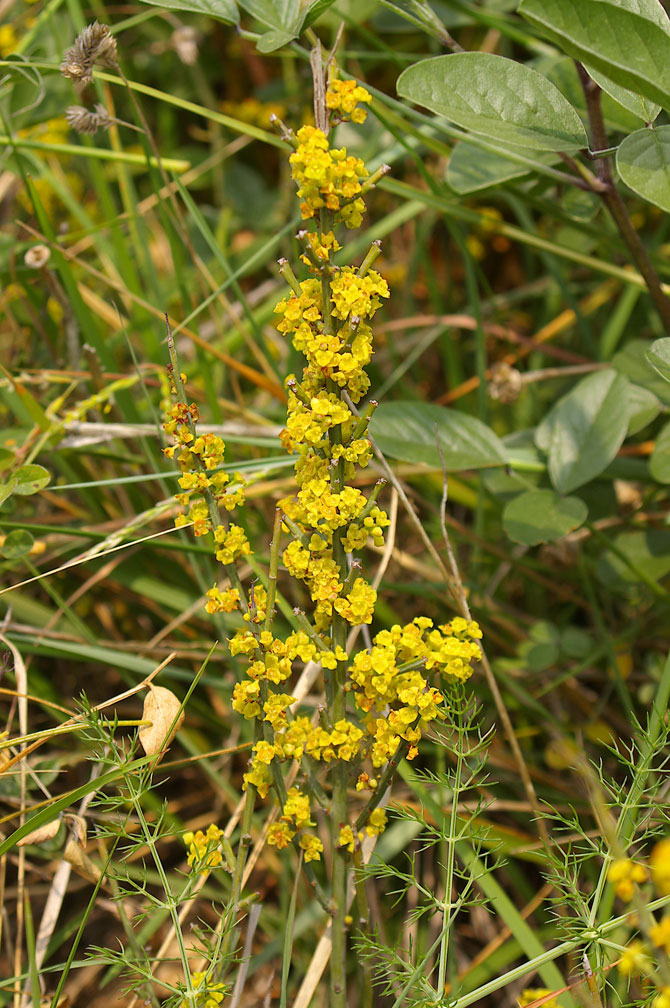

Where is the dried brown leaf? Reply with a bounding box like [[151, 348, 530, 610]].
[[64, 838, 100, 883], [138, 685, 185, 757], [17, 819, 61, 847]]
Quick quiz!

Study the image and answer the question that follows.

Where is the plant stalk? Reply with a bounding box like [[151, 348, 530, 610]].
[[577, 63, 670, 333]]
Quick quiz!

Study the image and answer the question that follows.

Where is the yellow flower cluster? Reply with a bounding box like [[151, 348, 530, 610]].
[[267, 787, 324, 862], [326, 78, 372, 124], [608, 839, 670, 1003], [289, 122, 368, 227], [164, 77, 484, 867], [163, 396, 248, 613], [338, 809, 387, 853], [183, 824, 225, 872], [179, 971, 227, 1008]]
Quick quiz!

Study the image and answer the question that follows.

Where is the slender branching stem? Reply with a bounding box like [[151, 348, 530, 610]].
[[576, 63, 670, 333]]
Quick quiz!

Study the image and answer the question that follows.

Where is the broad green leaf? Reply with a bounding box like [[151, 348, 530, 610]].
[[535, 370, 631, 493], [560, 626, 594, 659], [519, 0, 670, 111], [545, 56, 647, 135], [597, 529, 670, 586], [616, 127, 670, 212], [646, 337, 670, 383], [137, 0, 237, 22], [447, 142, 530, 193], [650, 421, 670, 482], [585, 65, 660, 123], [396, 52, 588, 151], [447, 141, 557, 194], [520, 622, 561, 672], [503, 489, 587, 545], [369, 402, 508, 470], [302, 0, 338, 29], [0, 479, 17, 506], [626, 383, 661, 435], [1, 529, 34, 559], [562, 186, 599, 221], [614, 339, 670, 405], [12, 464, 50, 496], [256, 27, 299, 51], [238, 0, 299, 29]]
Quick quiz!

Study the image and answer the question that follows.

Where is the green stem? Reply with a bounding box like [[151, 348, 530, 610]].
[[322, 203, 349, 1008], [216, 780, 257, 967], [265, 508, 282, 633], [437, 710, 463, 997]]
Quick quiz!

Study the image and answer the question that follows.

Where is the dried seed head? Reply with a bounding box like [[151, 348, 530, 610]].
[[66, 103, 114, 135], [171, 25, 199, 66], [24, 244, 51, 269], [60, 21, 117, 87], [488, 361, 523, 404]]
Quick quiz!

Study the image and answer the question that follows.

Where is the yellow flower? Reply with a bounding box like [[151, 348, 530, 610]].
[[299, 833, 324, 862], [205, 585, 240, 614], [183, 824, 224, 872], [338, 825, 355, 852], [326, 78, 372, 123], [518, 990, 561, 1008], [650, 914, 670, 954], [608, 857, 648, 901], [652, 839, 670, 896], [268, 821, 294, 849], [330, 268, 389, 321], [0, 25, 17, 56], [654, 987, 670, 1008], [618, 939, 651, 977], [180, 971, 228, 1008]]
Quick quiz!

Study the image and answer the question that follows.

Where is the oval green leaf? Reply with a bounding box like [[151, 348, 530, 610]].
[[646, 337, 670, 384], [626, 383, 661, 435], [397, 52, 588, 152], [0, 478, 17, 506], [369, 402, 508, 470], [597, 529, 670, 587], [13, 464, 51, 496], [535, 370, 631, 494], [614, 339, 670, 405], [519, 0, 670, 111], [585, 65, 660, 123], [447, 140, 558, 194], [302, 0, 338, 30], [616, 127, 670, 212], [650, 420, 670, 483], [503, 489, 587, 545], [238, 0, 299, 29], [138, 0, 237, 22], [447, 142, 531, 193], [1, 529, 34, 559]]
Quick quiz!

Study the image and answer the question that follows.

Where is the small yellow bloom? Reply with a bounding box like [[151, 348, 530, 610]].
[[618, 939, 651, 977], [183, 824, 224, 872], [518, 990, 561, 1008], [654, 987, 670, 1008], [650, 914, 670, 954], [608, 857, 648, 901], [652, 839, 670, 896]]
